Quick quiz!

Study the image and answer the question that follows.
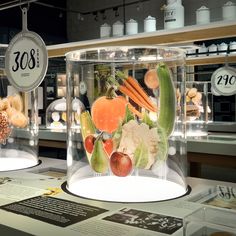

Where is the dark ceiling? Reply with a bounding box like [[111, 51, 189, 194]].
[[0, 0, 67, 44]]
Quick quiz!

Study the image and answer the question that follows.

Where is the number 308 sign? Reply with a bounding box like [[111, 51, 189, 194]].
[[5, 31, 48, 92], [211, 66, 236, 96]]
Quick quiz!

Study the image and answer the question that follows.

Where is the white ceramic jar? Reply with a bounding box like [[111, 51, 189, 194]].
[[126, 19, 138, 35], [112, 21, 124, 37], [100, 23, 111, 38], [208, 44, 218, 56], [196, 6, 210, 25], [222, 1, 236, 20], [198, 44, 208, 57], [186, 48, 196, 58], [144, 16, 156, 32], [229, 41, 236, 54], [218, 43, 228, 55], [164, 0, 184, 29]]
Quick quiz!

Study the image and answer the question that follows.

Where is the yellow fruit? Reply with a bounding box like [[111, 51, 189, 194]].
[[6, 107, 17, 120], [192, 92, 202, 105], [186, 95, 191, 103], [62, 112, 67, 122], [0, 98, 10, 111], [10, 112, 28, 128], [10, 94, 23, 112], [187, 88, 197, 98]]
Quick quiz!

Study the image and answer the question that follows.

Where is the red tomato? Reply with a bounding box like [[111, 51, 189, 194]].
[[103, 139, 113, 156], [84, 135, 95, 153]]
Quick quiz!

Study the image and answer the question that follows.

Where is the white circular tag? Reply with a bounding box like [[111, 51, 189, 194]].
[[5, 31, 48, 92], [211, 66, 236, 96]]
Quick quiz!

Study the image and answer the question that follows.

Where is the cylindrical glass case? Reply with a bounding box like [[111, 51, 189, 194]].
[[0, 90, 39, 171], [66, 46, 188, 202], [185, 81, 212, 137]]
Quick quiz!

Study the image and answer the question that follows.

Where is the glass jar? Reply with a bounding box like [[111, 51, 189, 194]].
[[66, 46, 188, 202], [0, 89, 39, 171]]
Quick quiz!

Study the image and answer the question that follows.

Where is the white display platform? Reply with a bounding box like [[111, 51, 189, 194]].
[[0, 157, 235, 236]]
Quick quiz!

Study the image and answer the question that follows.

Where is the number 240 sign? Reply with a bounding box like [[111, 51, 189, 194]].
[[211, 66, 236, 96]]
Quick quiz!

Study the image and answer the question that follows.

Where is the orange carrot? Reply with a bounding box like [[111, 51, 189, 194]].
[[127, 103, 143, 118], [125, 76, 157, 112], [119, 85, 155, 112], [122, 81, 156, 112], [115, 93, 143, 119]]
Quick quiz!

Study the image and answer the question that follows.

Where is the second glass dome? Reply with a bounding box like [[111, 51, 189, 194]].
[[66, 46, 188, 202]]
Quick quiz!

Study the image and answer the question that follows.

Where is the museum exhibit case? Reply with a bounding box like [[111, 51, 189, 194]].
[[46, 97, 85, 129], [183, 206, 236, 236], [185, 81, 212, 137], [65, 46, 188, 202], [0, 90, 39, 171]]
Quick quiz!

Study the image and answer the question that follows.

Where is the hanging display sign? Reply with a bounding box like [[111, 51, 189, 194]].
[[211, 66, 236, 96], [5, 8, 48, 92]]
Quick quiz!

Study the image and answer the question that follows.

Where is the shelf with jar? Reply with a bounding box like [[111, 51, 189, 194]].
[[47, 20, 236, 59]]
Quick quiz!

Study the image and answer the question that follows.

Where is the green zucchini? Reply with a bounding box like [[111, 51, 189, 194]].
[[156, 62, 176, 137]]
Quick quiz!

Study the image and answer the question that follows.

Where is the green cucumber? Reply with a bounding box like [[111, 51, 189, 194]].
[[156, 62, 176, 137]]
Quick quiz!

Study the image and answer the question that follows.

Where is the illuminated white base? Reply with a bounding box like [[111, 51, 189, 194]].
[[186, 131, 208, 137], [0, 149, 38, 171], [68, 176, 187, 202]]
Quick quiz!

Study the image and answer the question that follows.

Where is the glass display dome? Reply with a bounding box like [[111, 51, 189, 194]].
[[0, 90, 39, 171], [66, 46, 188, 202], [185, 81, 212, 137], [46, 97, 85, 129]]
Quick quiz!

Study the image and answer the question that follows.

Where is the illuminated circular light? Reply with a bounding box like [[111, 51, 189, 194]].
[[0, 149, 38, 171], [68, 176, 187, 202], [29, 140, 35, 146], [168, 146, 176, 155], [7, 137, 14, 143], [186, 131, 208, 137]]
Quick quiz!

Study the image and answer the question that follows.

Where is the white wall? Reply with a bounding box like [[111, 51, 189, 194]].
[[67, 0, 231, 42]]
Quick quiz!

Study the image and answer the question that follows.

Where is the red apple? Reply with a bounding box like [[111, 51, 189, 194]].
[[110, 152, 133, 177], [84, 135, 95, 153], [103, 138, 113, 156]]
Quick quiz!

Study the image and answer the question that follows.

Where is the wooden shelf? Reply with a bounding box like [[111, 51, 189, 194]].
[[47, 20, 236, 58], [186, 54, 236, 66]]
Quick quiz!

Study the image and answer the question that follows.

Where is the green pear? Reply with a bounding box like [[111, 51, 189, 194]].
[[90, 138, 109, 173]]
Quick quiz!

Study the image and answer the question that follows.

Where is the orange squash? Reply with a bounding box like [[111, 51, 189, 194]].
[[91, 89, 127, 134]]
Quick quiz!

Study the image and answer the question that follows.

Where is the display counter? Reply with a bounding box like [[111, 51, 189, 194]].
[[0, 157, 235, 236]]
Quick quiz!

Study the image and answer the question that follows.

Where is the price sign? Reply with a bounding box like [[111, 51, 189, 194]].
[[211, 66, 236, 96], [5, 8, 48, 92]]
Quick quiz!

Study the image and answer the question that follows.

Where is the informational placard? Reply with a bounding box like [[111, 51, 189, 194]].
[[211, 66, 236, 96], [5, 8, 48, 92], [0, 196, 108, 227], [103, 208, 183, 235], [188, 185, 236, 210]]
